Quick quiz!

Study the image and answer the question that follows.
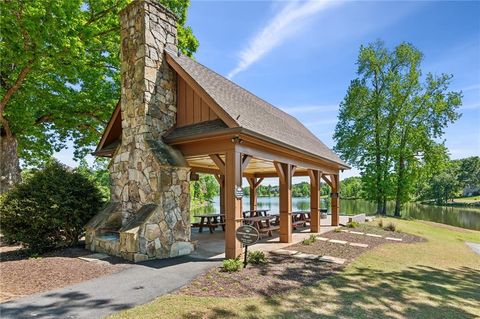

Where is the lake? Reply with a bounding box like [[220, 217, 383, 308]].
[[192, 196, 480, 231]]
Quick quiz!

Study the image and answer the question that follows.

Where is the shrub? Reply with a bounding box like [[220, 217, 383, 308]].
[[248, 250, 267, 264], [0, 160, 104, 253], [346, 221, 360, 228], [222, 258, 242, 272], [302, 234, 317, 245], [334, 227, 342, 233], [384, 222, 397, 232], [377, 219, 384, 228]]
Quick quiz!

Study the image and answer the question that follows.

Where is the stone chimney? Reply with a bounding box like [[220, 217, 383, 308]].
[[86, 0, 193, 262]]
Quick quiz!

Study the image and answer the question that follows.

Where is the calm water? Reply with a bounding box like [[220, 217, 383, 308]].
[[192, 196, 480, 231]]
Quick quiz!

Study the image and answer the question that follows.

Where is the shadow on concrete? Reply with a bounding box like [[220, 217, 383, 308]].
[[0, 290, 133, 319]]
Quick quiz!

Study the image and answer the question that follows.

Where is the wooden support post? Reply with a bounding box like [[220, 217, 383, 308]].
[[309, 170, 321, 233], [247, 177, 264, 211], [247, 177, 257, 211], [331, 174, 339, 226], [274, 162, 293, 243], [214, 174, 225, 214], [225, 150, 243, 259]]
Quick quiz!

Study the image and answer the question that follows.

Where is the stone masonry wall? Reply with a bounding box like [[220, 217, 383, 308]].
[[106, 0, 192, 261]]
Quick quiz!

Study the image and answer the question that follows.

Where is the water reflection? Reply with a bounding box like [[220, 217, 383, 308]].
[[191, 196, 480, 231]]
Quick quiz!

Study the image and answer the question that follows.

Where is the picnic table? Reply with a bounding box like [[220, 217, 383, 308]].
[[243, 215, 279, 237], [292, 211, 311, 229], [242, 209, 270, 218], [193, 213, 225, 233]]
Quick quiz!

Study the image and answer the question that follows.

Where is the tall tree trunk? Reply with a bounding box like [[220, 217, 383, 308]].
[[394, 155, 405, 217], [0, 134, 21, 193]]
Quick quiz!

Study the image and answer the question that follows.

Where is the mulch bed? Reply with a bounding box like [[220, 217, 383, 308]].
[[178, 224, 425, 298], [0, 243, 129, 303], [289, 224, 424, 260], [176, 254, 343, 298]]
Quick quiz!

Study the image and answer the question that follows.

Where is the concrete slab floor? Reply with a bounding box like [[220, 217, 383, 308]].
[[190, 215, 350, 260]]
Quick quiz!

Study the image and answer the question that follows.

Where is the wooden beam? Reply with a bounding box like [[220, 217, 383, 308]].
[[273, 161, 285, 184], [248, 177, 257, 211], [291, 165, 297, 177], [209, 154, 225, 174], [322, 175, 333, 188], [331, 174, 340, 226], [275, 162, 293, 243], [218, 175, 225, 215], [224, 150, 243, 259], [242, 154, 252, 171], [254, 177, 264, 188], [310, 170, 321, 233], [95, 101, 121, 155], [252, 171, 310, 178], [308, 169, 316, 187], [190, 166, 222, 176]]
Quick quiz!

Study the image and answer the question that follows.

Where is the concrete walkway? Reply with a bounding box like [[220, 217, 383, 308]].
[[466, 242, 480, 256], [0, 256, 219, 319]]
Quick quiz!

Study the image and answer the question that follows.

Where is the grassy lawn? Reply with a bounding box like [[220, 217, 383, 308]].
[[453, 196, 480, 203], [110, 219, 480, 319]]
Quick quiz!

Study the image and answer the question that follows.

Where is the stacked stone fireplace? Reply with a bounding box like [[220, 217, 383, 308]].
[[85, 0, 193, 262]]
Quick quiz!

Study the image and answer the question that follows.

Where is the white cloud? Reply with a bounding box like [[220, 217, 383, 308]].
[[227, 0, 341, 79], [460, 102, 480, 110], [461, 84, 480, 92]]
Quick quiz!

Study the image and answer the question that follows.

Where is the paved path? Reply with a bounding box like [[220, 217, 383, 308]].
[[0, 256, 219, 319], [465, 242, 480, 256]]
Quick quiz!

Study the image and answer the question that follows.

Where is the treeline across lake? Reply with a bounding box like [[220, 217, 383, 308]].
[[242, 182, 331, 198], [341, 156, 480, 206]]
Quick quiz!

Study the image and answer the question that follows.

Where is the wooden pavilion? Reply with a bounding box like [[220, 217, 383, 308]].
[[90, 0, 349, 261], [96, 52, 349, 259]]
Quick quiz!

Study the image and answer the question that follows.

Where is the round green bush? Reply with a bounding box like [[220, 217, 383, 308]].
[[0, 160, 104, 253]]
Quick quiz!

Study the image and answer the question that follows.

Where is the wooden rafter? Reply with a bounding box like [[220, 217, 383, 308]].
[[241, 154, 252, 171], [209, 154, 225, 174], [322, 175, 333, 188]]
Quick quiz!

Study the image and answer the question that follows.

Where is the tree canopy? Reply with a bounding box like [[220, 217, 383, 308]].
[[334, 40, 461, 215], [0, 0, 198, 191]]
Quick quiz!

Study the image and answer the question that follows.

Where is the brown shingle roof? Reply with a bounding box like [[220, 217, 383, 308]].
[[166, 51, 348, 168]]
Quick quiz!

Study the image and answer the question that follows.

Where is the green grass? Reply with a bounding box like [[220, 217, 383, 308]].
[[453, 196, 480, 203], [110, 219, 480, 319]]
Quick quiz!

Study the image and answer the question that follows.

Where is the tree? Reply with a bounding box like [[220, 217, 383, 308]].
[[0, 0, 198, 193], [340, 176, 363, 199], [334, 41, 461, 216], [190, 174, 219, 203], [427, 162, 461, 204], [456, 156, 480, 190], [76, 158, 111, 201]]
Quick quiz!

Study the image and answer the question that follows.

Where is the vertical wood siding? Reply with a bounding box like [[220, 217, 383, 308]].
[[176, 76, 218, 127]]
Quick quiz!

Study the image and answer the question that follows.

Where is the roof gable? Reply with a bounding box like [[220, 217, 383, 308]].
[[165, 51, 348, 168]]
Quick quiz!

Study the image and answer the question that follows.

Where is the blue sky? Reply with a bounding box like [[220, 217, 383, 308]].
[[56, 0, 480, 183]]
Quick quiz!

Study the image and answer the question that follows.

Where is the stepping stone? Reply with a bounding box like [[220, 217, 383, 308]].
[[350, 231, 365, 235], [294, 253, 319, 260], [365, 233, 382, 238], [340, 229, 350, 233], [349, 242, 369, 248], [78, 253, 109, 262], [319, 255, 346, 265], [315, 236, 330, 241], [385, 237, 403, 241], [329, 239, 348, 245], [271, 249, 298, 256]]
